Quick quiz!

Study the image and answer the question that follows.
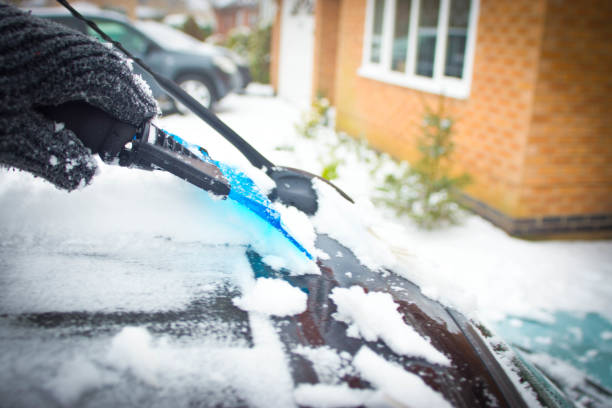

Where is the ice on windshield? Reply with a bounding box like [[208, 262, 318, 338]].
[[0, 157, 456, 408], [0, 162, 314, 408]]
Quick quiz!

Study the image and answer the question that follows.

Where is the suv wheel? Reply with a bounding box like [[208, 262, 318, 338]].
[[175, 75, 214, 113]]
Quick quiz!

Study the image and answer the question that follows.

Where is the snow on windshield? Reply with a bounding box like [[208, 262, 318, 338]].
[[311, 179, 402, 271], [0, 155, 453, 406], [295, 348, 453, 408], [354, 346, 452, 408], [0, 161, 312, 407], [330, 286, 450, 365], [233, 277, 307, 316]]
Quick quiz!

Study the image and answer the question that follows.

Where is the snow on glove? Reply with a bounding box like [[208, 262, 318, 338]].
[[0, 4, 158, 190]]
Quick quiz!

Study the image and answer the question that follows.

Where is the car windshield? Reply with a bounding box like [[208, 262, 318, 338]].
[[0, 159, 315, 407], [135, 20, 212, 52], [1, 149, 494, 407]]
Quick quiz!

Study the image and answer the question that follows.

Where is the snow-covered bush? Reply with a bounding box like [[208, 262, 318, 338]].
[[296, 96, 470, 228], [295, 96, 331, 140], [378, 99, 471, 228]]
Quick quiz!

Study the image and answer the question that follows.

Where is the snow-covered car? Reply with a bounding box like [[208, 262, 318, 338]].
[[0, 145, 583, 407], [1, 6, 600, 406], [29, 6, 246, 112]]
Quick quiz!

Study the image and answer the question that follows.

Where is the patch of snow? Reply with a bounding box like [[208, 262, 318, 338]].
[[312, 180, 404, 272], [388, 215, 612, 325], [54, 122, 64, 132], [578, 349, 598, 363], [45, 355, 118, 406], [535, 336, 552, 345], [330, 286, 450, 365], [293, 383, 376, 408], [241, 164, 276, 195], [568, 326, 583, 341], [49, 155, 58, 166], [509, 318, 524, 328], [104, 323, 296, 408], [233, 278, 307, 316], [262, 255, 287, 270], [246, 83, 275, 97], [353, 346, 452, 408], [107, 327, 165, 386], [294, 346, 354, 384], [248, 313, 297, 407], [34, 316, 295, 408]]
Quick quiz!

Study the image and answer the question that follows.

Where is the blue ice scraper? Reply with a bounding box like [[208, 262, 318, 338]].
[[56, 0, 352, 259], [120, 124, 315, 259]]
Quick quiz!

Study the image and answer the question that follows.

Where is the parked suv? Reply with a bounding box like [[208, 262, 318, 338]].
[[30, 6, 249, 112]]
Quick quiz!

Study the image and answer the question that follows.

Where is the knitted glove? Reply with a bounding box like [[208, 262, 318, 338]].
[[0, 4, 158, 190]]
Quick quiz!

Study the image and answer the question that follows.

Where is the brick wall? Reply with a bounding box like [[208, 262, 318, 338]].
[[272, 0, 611, 233], [312, 0, 341, 104], [333, 0, 547, 217], [519, 0, 612, 218]]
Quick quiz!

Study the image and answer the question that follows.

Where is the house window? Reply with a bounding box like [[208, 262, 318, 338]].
[[360, 0, 479, 99], [391, 0, 411, 72], [369, 0, 385, 63], [415, 0, 439, 77]]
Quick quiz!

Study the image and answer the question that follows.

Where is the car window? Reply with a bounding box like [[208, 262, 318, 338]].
[[135, 21, 202, 51], [45, 15, 87, 33], [87, 20, 149, 56]]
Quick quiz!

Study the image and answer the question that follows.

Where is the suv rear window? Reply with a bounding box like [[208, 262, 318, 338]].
[[87, 19, 149, 56]]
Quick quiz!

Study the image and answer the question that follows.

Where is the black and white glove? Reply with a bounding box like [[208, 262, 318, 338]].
[[0, 4, 158, 190]]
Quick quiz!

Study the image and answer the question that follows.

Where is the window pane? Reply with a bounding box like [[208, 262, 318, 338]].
[[444, 0, 470, 78], [391, 0, 412, 72], [415, 0, 439, 77], [370, 0, 385, 64], [88, 21, 148, 56]]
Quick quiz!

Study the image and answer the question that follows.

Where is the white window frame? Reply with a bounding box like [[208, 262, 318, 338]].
[[359, 0, 479, 99]]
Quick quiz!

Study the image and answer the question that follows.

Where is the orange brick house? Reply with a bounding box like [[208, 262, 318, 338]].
[[271, 0, 612, 237]]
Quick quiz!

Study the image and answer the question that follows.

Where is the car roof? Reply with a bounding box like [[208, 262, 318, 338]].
[[27, 5, 130, 23]]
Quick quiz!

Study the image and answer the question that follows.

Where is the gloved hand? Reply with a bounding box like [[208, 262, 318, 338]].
[[0, 4, 158, 190]]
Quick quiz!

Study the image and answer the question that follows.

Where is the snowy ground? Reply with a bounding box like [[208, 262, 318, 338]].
[[159, 84, 612, 390], [1, 84, 611, 406]]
